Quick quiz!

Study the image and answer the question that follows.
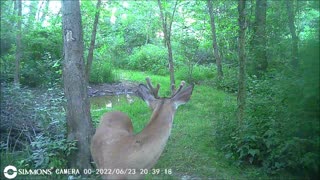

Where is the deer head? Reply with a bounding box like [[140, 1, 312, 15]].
[[137, 77, 193, 110], [91, 78, 194, 180]]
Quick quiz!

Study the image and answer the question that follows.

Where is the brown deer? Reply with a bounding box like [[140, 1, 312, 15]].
[[90, 77, 194, 179]]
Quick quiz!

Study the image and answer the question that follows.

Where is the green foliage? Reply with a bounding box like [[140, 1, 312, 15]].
[[174, 36, 215, 83], [119, 69, 173, 96], [176, 64, 215, 83], [21, 134, 76, 169], [90, 71, 272, 179], [0, 26, 63, 87], [0, 48, 15, 82], [19, 26, 62, 87], [214, 40, 319, 178], [0, 84, 75, 171], [0, 0, 318, 178], [0, 84, 37, 151], [92, 98, 150, 134], [20, 52, 62, 87], [0, 1, 16, 56], [89, 60, 119, 84], [215, 66, 239, 93], [127, 44, 168, 75]]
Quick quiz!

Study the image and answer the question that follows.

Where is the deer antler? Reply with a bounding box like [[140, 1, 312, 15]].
[[146, 77, 160, 99], [171, 81, 186, 97]]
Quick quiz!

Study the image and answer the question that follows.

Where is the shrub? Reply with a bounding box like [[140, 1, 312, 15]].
[[89, 60, 119, 84], [0, 83, 77, 170], [216, 74, 319, 177], [214, 40, 319, 178], [20, 52, 62, 87], [1, 50, 62, 87], [0, 84, 38, 151], [176, 64, 215, 83], [221, 72, 319, 177], [213, 65, 239, 93], [21, 134, 76, 169], [127, 44, 168, 75], [0, 48, 62, 87], [0, 48, 15, 83]]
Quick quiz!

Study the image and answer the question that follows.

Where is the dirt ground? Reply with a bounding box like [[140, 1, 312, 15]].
[[88, 81, 140, 97]]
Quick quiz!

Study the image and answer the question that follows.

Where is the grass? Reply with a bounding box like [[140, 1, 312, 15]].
[[119, 69, 174, 96], [91, 70, 272, 179]]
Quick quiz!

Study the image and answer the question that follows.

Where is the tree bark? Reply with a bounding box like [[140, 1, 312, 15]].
[[251, 0, 267, 76], [286, 0, 299, 67], [157, 0, 178, 93], [207, 0, 223, 80], [61, 0, 94, 171], [237, 0, 247, 127], [14, 0, 22, 86], [39, 0, 50, 23], [27, 1, 37, 28], [86, 0, 101, 81]]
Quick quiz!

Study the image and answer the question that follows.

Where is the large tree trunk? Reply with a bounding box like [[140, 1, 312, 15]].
[[251, 0, 267, 76], [157, 0, 178, 93], [237, 0, 247, 127], [286, 0, 299, 67], [207, 0, 223, 80], [61, 0, 94, 171], [14, 0, 22, 86], [86, 0, 101, 81]]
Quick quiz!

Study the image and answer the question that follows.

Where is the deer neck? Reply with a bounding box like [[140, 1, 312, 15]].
[[136, 100, 175, 152], [149, 100, 175, 132]]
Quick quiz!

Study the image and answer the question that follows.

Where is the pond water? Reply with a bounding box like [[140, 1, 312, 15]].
[[90, 94, 139, 110]]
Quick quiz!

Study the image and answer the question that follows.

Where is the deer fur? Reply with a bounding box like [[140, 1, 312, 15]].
[[91, 78, 194, 179]]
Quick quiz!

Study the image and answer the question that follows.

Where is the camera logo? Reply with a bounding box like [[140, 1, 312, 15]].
[[3, 165, 17, 179]]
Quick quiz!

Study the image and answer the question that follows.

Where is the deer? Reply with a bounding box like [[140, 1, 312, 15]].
[[90, 77, 194, 179]]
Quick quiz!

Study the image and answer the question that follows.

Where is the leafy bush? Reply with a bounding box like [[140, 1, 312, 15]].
[[21, 52, 62, 87], [0, 48, 62, 87], [214, 40, 319, 178], [0, 83, 77, 170], [127, 44, 168, 75], [89, 60, 119, 84], [212, 65, 239, 93], [20, 27, 63, 87], [21, 134, 76, 168], [0, 48, 15, 83], [0, 84, 38, 151], [176, 64, 215, 83]]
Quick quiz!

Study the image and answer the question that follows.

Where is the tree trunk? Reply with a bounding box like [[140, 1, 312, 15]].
[[207, 0, 223, 80], [61, 0, 94, 171], [157, 0, 178, 93], [286, 0, 299, 67], [14, 0, 22, 86], [86, 0, 101, 81], [251, 0, 267, 76], [27, 1, 37, 28], [237, 0, 247, 127], [39, 0, 50, 23]]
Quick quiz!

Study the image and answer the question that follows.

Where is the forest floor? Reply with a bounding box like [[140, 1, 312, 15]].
[[88, 80, 139, 97]]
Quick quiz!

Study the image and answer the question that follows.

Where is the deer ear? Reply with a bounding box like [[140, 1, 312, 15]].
[[137, 84, 156, 106], [171, 84, 194, 108]]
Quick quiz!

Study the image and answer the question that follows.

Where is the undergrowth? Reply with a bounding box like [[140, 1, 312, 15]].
[[0, 84, 76, 179]]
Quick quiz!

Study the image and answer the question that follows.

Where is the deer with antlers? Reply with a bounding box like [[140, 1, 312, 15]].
[[90, 77, 194, 179]]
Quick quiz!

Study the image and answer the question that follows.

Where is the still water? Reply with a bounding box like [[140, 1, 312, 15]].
[[90, 94, 138, 110]]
